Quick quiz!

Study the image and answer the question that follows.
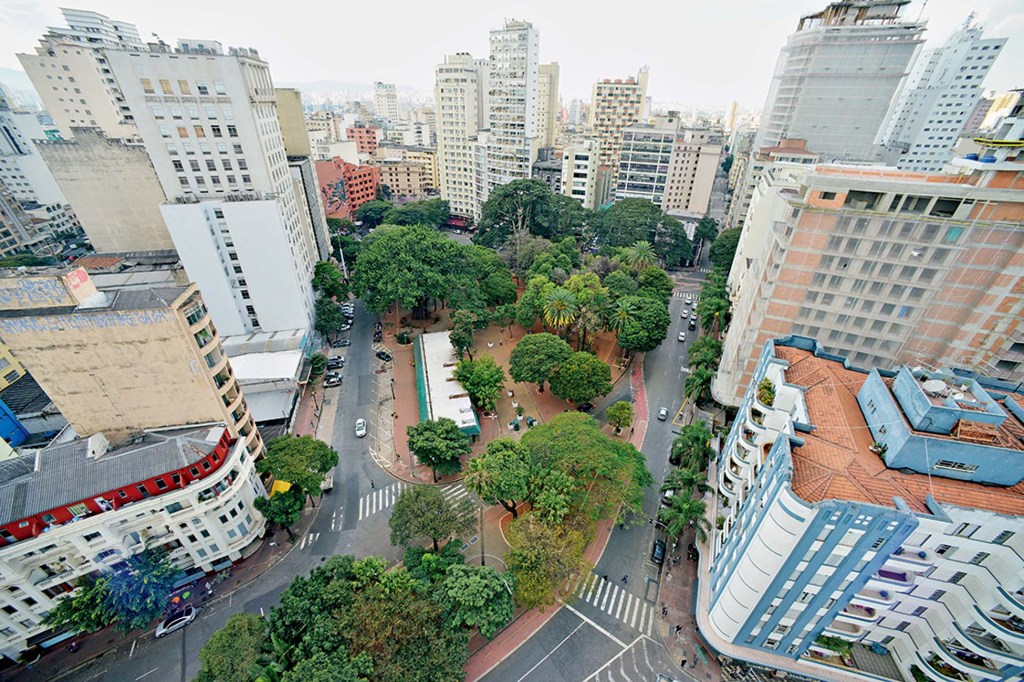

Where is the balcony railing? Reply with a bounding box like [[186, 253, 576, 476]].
[[935, 639, 999, 678], [840, 603, 878, 621]]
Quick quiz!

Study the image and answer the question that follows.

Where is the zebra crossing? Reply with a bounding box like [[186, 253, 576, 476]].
[[673, 290, 700, 303], [297, 531, 320, 550], [357, 481, 469, 520], [568, 572, 656, 635]]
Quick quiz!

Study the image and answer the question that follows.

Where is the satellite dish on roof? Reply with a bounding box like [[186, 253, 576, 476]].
[[922, 379, 946, 396]]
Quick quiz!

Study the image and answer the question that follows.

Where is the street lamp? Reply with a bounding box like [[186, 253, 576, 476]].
[[479, 505, 485, 567]]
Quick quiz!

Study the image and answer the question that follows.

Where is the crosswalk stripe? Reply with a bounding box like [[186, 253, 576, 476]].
[[614, 589, 626, 619], [586, 576, 599, 602], [600, 583, 613, 610], [358, 496, 364, 520], [625, 594, 637, 627], [604, 585, 619, 614], [646, 608, 654, 636], [630, 596, 640, 628]]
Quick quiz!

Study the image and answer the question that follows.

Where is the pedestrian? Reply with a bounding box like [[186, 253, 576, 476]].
[[499, 339, 503, 346], [662, 605, 668, 617], [630, 426, 635, 434], [602, 574, 608, 582], [680, 658, 687, 669], [621, 574, 628, 584], [674, 624, 683, 634], [370, 480, 375, 489]]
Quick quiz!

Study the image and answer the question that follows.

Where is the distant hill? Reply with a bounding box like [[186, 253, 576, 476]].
[[0, 68, 41, 108], [278, 80, 420, 95]]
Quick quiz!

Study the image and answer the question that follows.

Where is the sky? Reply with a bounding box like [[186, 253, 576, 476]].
[[2, 0, 1022, 110]]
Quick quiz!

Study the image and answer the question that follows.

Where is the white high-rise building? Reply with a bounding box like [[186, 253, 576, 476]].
[[373, 81, 399, 124], [754, 0, 924, 161], [561, 138, 600, 209], [107, 41, 317, 338], [0, 94, 66, 206], [16, 8, 143, 140], [537, 63, 560, 149], [485, 20, 539, 196], [434, 53, 489, 221], [878, 21, 1006, 172]]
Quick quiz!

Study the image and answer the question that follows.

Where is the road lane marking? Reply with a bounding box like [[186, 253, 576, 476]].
[[561, 602, 627, 648], [134, 668, 159, 680], [514, 621, 586, 682], [614, 589, 626, 619]]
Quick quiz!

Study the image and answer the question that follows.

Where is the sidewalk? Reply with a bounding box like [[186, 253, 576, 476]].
[[463, 363, 648, 682]]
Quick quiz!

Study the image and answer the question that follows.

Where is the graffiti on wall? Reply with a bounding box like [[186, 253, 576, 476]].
[[0, 309, 174, 335], [0, 278, 73, 309]]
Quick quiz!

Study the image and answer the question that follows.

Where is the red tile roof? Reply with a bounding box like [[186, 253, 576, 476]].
[[74, 255, 124, 270], [775, 346, 1024, 516]]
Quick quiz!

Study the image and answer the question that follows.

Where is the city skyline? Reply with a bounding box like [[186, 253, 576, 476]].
[[2, 0, 1021, 109]]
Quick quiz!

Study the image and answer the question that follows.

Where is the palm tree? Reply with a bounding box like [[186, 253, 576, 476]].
[[623, 241, 657, 271], [663, 467, 708, 496], [543, 287, 579, 335], [658, 496, 712, 542], [685, 365, 715, 405], [688, 336, 723, 371], [607, 298, 637, 335]]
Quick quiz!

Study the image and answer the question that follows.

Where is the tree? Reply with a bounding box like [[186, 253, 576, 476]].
[[606, 298, 637, 335], [406, 418, 472, 482], [508, 333, 572, 392], [255, 487, 306, 541], [658, 496, 712, 543], [663, 468, 708, 496], [315, 297, 346, 340], [310, 352, 328, 378], [549, 194, 589, 240], [709, 227, 742, 272], [514, 275, 554, 329], [506, 515, 589, 610], [454, 355, 506, 412], [197, 613, 267, 682], [475, 179, 553, 249], [257, 436, 339, 499], [697, 293, 731, 332], [43, 574, 115, 633], [636, 267, 675, 301], [376, 183, 393, 202], [622, 241, 657, 271], [603, 269, 638, 301], [671, 422, 714, 471], [493, 303, 517, 331], [312, 261, 347, 300], [605, 401, 635, 433], [389, 485, 478, 552], [657, 216, 693, 269], [693, 216, 718, 249], [326, 217, 356, 234], [449, 309, 477, 359], [480, 270, 518, 306], [549, 351, 612, 405], [383, 198, 450, 228], [354, 199, 393, 228], [104, 548, 184, 632], [722, 154, 734, 174], [542, 287, 578, 334], [464, 438, 531, 518], [688, 336, 723, 372], [616, 295, 671, 354], [684, 365, 715, 405], [440, 564, 515, 639], [0, 254, 58, 268], [591, 198, 662, 247]]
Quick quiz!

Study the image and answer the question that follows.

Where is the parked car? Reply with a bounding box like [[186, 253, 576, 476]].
[[690, 313, 698, 321], [688, 321, 697, 331], [320, 472, 334, 493], [661, 488, 676, 506], [325, 376, 342, 388], [576, 402, 594, 413], [335, 339, 351, 347], [155, 605, 198, 638], [680, 309, 687, 318], [678, 332, 686, 342], [373, 332, 383, 342], [375, 350, 393, 362], [651, 539, 666, 566], [669, 448, 681, 466], [355, 418, 367, 437], [657, 407, 669, 421], [340, 324, 352, 332]]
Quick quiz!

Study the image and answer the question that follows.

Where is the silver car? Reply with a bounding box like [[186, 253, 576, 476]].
[[155, 605, 197, 638], [355, 418, 367, 437]]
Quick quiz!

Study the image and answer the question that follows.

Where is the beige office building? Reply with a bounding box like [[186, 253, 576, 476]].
[[377, 159, 430, 201], [591, 69, 649, 175], [663, 128, 723, 215], [714, 139, 1024, 405], [435, 53, 489, 220], [537, 63, 560, 150], [0, 267, 263, 454]]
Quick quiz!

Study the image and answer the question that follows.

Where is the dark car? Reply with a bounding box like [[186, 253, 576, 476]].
[[669, 448, 681, 466], [373, 332, 383, 342], [576, 403, 594, 413], [651, 539, 666, 566], [375, 350, 393, 362], [688, 321, 697, 331]]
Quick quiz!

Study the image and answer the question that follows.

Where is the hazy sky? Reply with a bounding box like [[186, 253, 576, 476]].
[[2, 0, 1022, 109]]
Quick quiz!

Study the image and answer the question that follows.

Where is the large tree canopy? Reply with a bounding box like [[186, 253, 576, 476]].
[[407, 418, 473, 481], [616, 295, 671, 354], [548, 351, 613, 405], [256, 435, 339, 498], [709, 227, 742, 272], [355, 199, 394, 228], [389, 485, 478, 552], [508, 332, 572, 392], [476, 180, 588, 250], [592, 199, 663, 247]]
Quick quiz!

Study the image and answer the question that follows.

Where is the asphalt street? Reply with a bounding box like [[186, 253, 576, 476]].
[[59, 299, 404, 682]]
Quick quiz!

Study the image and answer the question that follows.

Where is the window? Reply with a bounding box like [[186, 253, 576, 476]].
[[227, 125, 238, 137], [83, 531, 102, 542], [178, 126, 189, 138], [211, 125, 222, 137], [911, 606, 927, 617], [949, 571, 966, 585], [197, 81, 209, 95], [141, 78, 154, 94], [194, 125, 206, 138], [214, 81, 226, 95], [177, 80, 191, 94], [166, 501, 184, 514], [968, 552, 989, 565], [155, 478, 168, 490], [993, 530, 1014, 545], [820, 191, 836, 201], [934, 460, 977, 473], [160, 79, 173, 95]]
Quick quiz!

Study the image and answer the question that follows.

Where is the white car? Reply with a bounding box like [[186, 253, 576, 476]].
[[155, 605, 198, 638], [678, 332, 686, 342], [657, 407, 669, 421], [355, 418, 367, 438]]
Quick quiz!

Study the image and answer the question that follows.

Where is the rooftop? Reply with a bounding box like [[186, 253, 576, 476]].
[[0, 374, 52, 416], [776, 346, 1024, 516], [0, 425, 226, 527], [414, 332, 480, 435]]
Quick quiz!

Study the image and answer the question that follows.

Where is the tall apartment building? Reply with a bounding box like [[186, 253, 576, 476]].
[[536, 63, 560, 149], [754, 0, 924, 162], [615, 118, 722, 214], [373, 81, 399, 124], [701, 335, 1024, 682], [346, 123, 381, 156], [0, 94, 65, 206], [714, 126, 1024, 406], [728, 138, 819, 232], [591, 69, 649, 205], [878, 21, 1006, 172], [16, 8, 143, 140], [663, 127, 723, 215], [561, 138, 600, 209], [485, 20, 539, 195], [106, 41, 318, 338], [434, 53, 489, 221]]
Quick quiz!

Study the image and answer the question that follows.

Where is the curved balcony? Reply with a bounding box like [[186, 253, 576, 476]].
[[719, 470, 737, 500], [916, 651, 970, 682], [932, 639, 1000, 681], [733, 441, 752, 464], [186, 306, 212, 334], [824, 619, 863, 637], [746, 406, 767, 433], [224, 391, 244, 415], [974, 605, 1024, 646], [997, 585, 1024, 620], [838, 602, 880, 623], [855, 587, 896, 606], [739, 427, 759, 450], [206, 351, 229, 375], [952, 622, 1021, 667]]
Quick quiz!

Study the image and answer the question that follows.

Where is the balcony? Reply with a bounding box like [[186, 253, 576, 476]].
[[997, 585, 1024, 620], [825, 619, 863, 636], [874, 568, 912, 585], [952, 623, 1020, 666], [974, 605, 1024, 646], [917, 652, 970, 682], [855, 587, 896, 605], [839, 603, 879, 622], [933, 639, 1000, 680]]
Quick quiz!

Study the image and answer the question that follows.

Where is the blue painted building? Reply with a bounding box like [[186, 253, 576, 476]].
[[706, 336, 1024, 682], [0, 400, 29, 447]]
